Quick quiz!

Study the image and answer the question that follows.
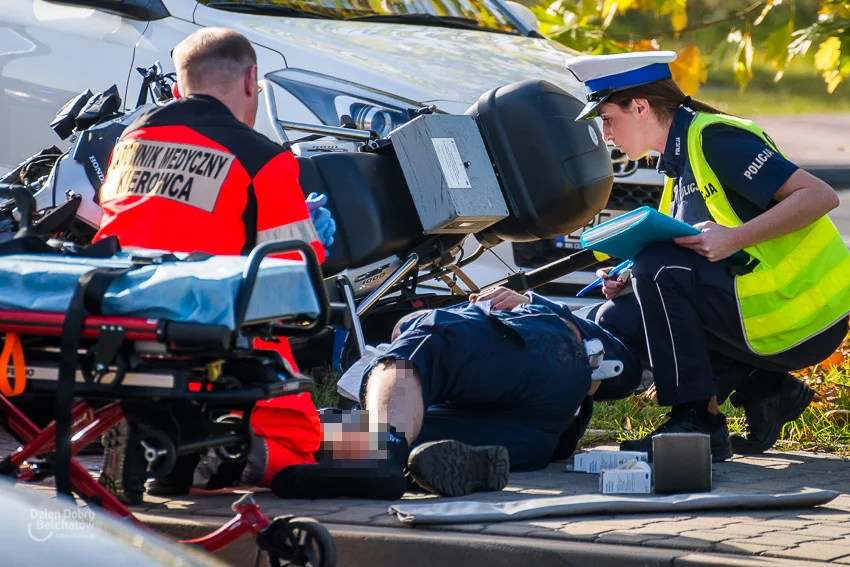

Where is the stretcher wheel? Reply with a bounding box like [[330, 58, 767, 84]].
[[138, 429, 177, 477], [213, 414, 249, 463], [257, 516, 336, 567]]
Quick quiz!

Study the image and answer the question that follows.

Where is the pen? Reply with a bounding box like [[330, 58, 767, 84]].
[[576, 260, 634, 297]]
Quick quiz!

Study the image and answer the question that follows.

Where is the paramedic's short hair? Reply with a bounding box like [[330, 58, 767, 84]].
[[172, 28, 257, 92]]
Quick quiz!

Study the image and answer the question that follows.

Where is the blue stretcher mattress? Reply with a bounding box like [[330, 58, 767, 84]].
[[0, 252, 321, 330]]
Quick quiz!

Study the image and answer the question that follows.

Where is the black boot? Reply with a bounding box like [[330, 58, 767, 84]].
[[407, 440, 510, 497], [620, 407, 732, 462], [730, 372, 814, 454], [271, 459, 409, 500]]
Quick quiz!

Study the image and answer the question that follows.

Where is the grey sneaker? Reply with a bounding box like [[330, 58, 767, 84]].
[[407, 440, 509, 497]]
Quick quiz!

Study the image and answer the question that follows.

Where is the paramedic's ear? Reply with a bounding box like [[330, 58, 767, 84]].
[[172, 82, 181, 99], [244, 64, 259, 98]]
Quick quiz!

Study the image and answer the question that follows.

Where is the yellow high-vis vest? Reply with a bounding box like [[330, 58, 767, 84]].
[[658, 112, 850, 356]]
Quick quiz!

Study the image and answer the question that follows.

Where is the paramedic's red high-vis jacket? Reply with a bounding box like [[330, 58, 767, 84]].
[[94, 94, 325, 262], [94, 95, 324, 483]]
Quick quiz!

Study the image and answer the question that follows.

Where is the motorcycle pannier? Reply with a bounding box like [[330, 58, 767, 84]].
[[297, 153, 426, 276], [467, 80, 614, 242]]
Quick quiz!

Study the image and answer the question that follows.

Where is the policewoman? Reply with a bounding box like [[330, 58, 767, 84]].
[[565, 51, 849, 461]]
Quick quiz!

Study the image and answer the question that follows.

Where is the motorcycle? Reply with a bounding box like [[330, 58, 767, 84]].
[[0, 62, 176, 247], [0, 62, 615, 373]]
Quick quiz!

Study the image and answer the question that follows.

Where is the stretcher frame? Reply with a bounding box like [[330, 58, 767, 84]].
[[0, 240, 338, 565]]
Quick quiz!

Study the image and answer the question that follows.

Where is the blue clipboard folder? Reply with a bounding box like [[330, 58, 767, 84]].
[[580, 206, 749, 264]]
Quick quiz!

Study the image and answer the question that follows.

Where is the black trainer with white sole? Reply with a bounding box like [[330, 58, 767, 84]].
[[407, 440, 509, 497]]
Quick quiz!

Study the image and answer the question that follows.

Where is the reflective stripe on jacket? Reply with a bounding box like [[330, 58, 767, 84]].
[[659, 112, 850, 355]]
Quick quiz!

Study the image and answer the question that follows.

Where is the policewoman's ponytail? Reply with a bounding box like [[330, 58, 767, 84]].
[[606, 78, 727, 124]]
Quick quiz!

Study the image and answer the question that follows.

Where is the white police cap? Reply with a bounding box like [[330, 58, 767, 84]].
[[565, 51, 678, 121]]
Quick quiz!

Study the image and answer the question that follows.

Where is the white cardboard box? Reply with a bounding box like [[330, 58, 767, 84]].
[[569, 450, 649, 473], [599, 467, 652, 494]]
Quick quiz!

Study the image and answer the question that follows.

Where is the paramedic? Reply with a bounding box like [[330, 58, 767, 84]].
[[94, 28, 334, 504], [565, 51, 849, 461]]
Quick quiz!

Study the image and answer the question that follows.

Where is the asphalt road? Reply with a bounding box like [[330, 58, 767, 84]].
[[755, 114, 850, 240]]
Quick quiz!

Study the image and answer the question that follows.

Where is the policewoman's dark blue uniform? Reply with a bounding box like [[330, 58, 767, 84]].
[[366, 293, 642, 471], [594, 107, 848, 452]]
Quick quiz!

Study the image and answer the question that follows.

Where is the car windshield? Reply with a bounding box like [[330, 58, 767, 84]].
[[199, 0, 520, 34]]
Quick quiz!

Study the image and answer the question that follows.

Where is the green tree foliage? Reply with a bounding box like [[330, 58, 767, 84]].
[[532, 0, 850, 94]]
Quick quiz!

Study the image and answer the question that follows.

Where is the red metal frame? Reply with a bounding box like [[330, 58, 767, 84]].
[[0, 394, 275, 552], [0, 309, 160, 341]]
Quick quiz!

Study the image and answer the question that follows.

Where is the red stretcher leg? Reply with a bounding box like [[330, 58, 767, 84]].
[[0, 395, 140, 523], [6, 402, 94, 464], [0, 394, 278, 551]]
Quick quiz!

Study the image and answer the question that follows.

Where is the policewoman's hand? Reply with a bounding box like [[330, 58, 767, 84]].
[[674, 221, 741, 262], [469, 286, 530, 311], [596, 267, 626, 300]]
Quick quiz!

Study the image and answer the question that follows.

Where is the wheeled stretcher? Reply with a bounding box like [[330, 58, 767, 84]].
[[0, 238, 338, 566]]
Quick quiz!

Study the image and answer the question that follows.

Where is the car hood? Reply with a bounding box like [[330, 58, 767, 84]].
[[192, 9, 586, 106]]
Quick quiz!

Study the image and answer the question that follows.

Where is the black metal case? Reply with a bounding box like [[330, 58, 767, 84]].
[[467, 80, 614, 242]]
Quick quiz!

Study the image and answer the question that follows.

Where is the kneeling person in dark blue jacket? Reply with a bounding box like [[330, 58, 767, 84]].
[[273, 286, 642, 500]]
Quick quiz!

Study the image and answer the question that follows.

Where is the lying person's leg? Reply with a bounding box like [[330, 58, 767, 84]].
[[388, 306, 603, 488], [364, 359, 424, 446], [363, 361, 512, 497]]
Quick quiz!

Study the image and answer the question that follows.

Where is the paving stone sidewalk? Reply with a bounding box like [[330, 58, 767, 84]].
[[14, 429, 849, 565]]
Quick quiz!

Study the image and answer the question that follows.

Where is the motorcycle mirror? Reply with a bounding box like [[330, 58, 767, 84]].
[[50, 90, 93, 140], [75, 85, 122, 131], [406, 105, 436, 122]]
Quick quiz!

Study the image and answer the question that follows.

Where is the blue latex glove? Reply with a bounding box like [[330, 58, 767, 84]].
[[305, 192, 327, 213], [305, 192, 336, 254]]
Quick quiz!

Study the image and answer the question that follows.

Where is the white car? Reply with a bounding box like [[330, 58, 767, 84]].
[[1, 0, 663, 304]]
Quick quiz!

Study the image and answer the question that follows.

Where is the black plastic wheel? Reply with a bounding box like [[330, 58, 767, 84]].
[[138, 427, 177, 478], [260, 516, 337, 567], [212, 414, 249, 463]]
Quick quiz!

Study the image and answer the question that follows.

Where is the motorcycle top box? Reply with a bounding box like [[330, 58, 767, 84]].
[[467, 80, 614, 242]]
